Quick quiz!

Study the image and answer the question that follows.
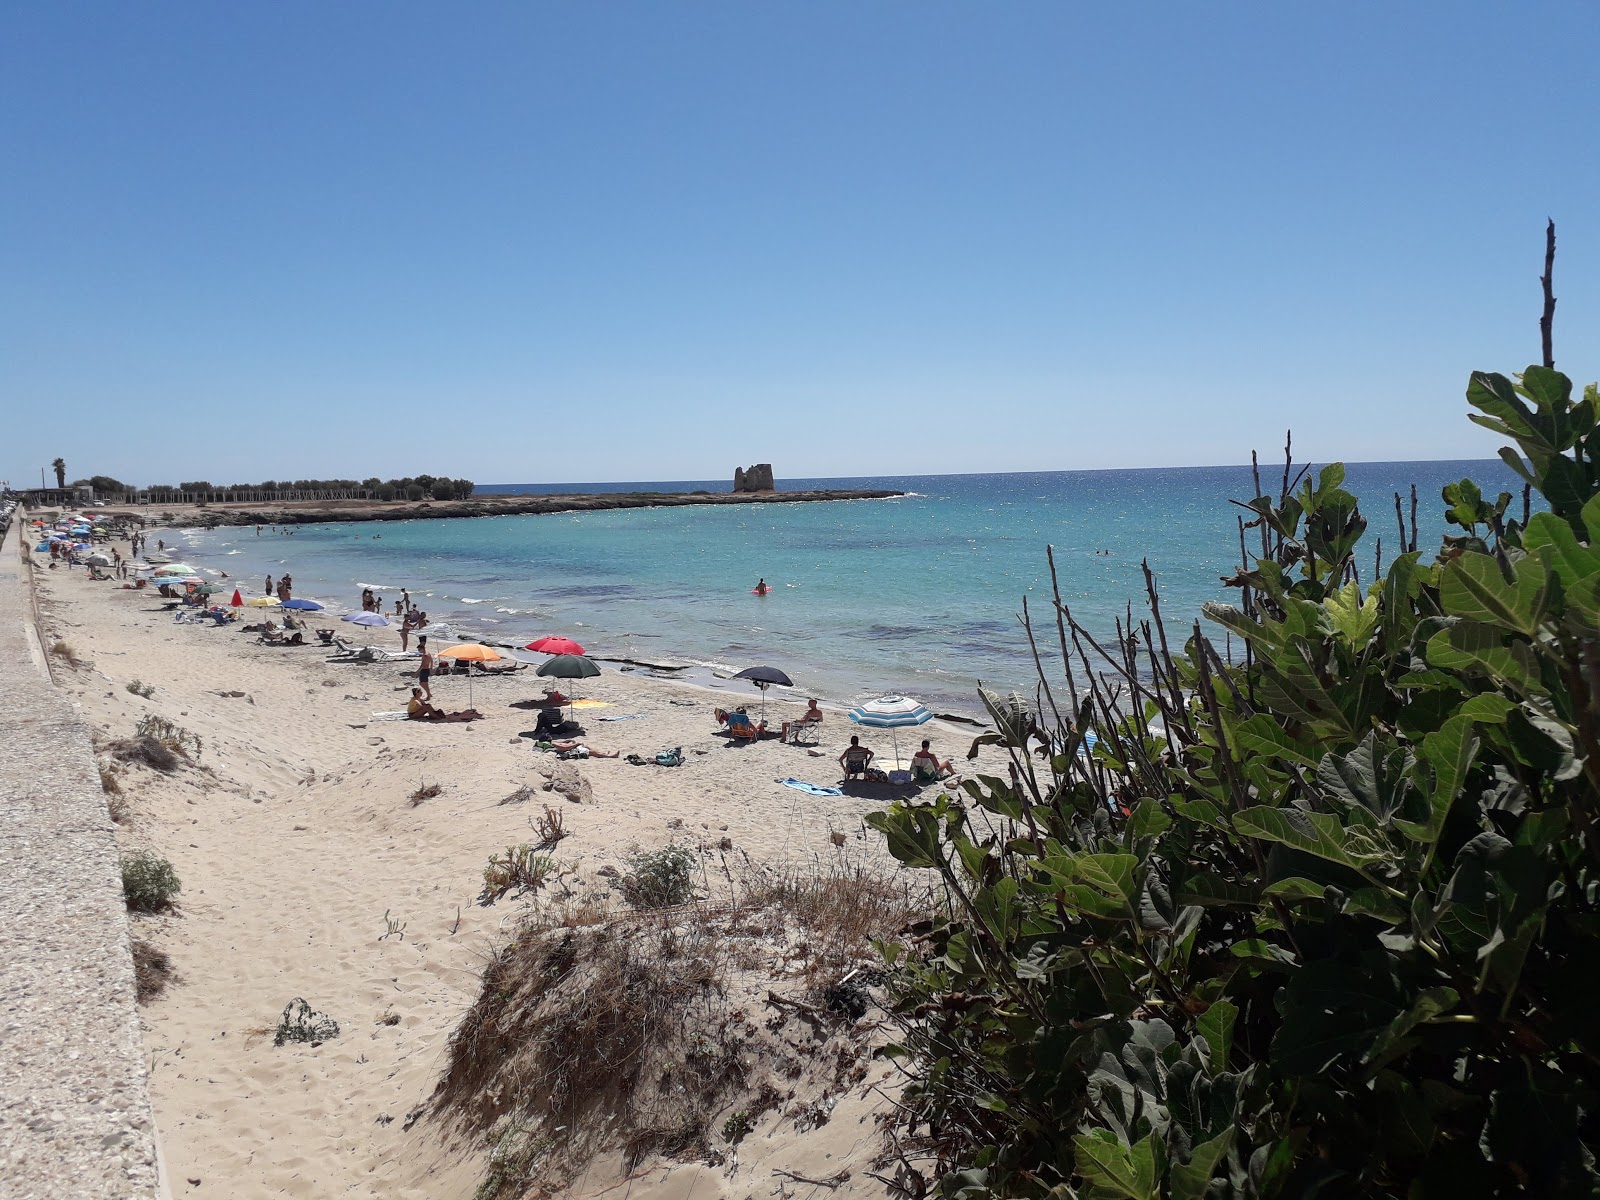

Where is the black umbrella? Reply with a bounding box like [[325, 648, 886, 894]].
[[536, 654, 601, 719], [733, 665, 793, 722]]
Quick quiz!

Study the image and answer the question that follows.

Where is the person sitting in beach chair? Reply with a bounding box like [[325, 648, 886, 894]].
[[839, 736, 874, 780], [316, 628, 335, 643], [911, 739, 956, 782], [780, 698, 823, 744], [715, 707, 767, 741], [533, 706, 577, 740], [259, 627, 284, 644], [539, 688, 569, 705]]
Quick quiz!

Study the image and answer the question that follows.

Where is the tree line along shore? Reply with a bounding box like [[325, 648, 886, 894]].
[[102, 487, 904, 527]]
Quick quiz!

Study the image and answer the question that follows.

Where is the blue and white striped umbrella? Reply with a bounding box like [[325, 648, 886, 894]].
[[848, 695, 933, 766]]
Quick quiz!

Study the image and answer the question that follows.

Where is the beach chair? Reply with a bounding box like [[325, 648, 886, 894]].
[[841, 746, 873, 779], [786, 717, 821, 746], [716, 708, 767, 742]]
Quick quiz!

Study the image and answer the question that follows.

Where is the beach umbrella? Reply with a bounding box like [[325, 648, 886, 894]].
[[733, 664, 793, 722], [536, 653, 600, 680], [230, 589, 244, 608], [535, 653, 599, 719], [86, 553, 113, 566], [526, 635, 585, 656], [848, 695, 933, 768], [247, 596, 281, 607], [439, 642, 502, 706], [341, 611, 390, 625], [281, 598, 323, 611]]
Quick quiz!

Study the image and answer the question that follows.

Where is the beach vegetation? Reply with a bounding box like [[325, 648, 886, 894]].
[[481, 846, 556, 904], [867, 344, 1600, 1197], [120, 850, 181, 912], [437, 862, 912, 1196], [109, 733, 182, 773], [49, 639, 79, 667], [125, 678, 155, 698], [532, 805, 568, 850], [408, 779, 442, 806], [131, 937, 176, 1003], [51, 457, 65, 488], [611, 844, 697, 909], [273, 997, 340, 1046], [135, 713, 202, 762]]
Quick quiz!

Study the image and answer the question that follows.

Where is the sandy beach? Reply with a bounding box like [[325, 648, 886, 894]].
[[29, 533, 1004, 1199]]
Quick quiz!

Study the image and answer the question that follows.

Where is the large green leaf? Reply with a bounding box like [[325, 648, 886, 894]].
[[1272, 958, 1405, 1075], [1170, 1129, 1234, 1200], [1196, 999, 1237, 1071], [1364, 986, 1459, 1072], [1325, 579, 1380, 646], [1072, 1129, 1161, 1200], [1439, 551, 1548, 635], [865, 804, 946, 870], [1234, 805, 1386, 869], [1394, 716, 1478, 844], [1426, 622, 1545, 696], [1045, 853, 1140, 920], [1232, 714, 1319, 768], [1523, 512, 1600, 589], [1316, 732, 1413, 822]]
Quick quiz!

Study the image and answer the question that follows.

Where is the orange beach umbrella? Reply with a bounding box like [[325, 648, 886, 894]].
[[438, 643, 501, 707]]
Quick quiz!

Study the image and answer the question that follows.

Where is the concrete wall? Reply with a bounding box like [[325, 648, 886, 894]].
[[0, 516, 164, 1197]]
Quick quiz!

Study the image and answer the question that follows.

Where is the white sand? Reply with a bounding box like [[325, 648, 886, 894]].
[[32, 545, 1004, 1198]]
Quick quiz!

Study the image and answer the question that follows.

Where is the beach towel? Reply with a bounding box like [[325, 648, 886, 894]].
[[370, 711, 410, 722], [596, 713, 647, 722], [778, 778, 844, 797], [570, 699, 613, 710]]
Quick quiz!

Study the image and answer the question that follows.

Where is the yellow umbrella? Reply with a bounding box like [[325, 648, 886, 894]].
[[247, 596, 281, 607], [438, 643, 501, 707]]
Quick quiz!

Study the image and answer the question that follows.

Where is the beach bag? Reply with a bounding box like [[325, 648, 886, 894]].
[[655, 747, 684, 767]]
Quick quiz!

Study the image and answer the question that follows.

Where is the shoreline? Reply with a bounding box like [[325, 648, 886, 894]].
[[104, 487, 904, 528]]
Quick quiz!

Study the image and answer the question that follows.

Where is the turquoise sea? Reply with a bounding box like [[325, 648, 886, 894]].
[[177, 460, 1519, 716]]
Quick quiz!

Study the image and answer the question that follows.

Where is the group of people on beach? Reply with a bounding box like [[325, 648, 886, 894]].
[[264, 573, 293, 601]]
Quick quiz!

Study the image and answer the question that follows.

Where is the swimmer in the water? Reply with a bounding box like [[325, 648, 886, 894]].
[[755, 578, 769, 594]]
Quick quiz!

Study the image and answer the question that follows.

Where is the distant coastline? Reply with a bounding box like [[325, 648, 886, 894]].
[[115, 487, 904, 528]]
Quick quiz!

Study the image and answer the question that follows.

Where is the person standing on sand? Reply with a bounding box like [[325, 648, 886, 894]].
[[265, 574, 274, 597], [417, 636, 435, 701]]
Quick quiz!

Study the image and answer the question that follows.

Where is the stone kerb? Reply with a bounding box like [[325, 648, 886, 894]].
[[0, 515, 164, 1198]]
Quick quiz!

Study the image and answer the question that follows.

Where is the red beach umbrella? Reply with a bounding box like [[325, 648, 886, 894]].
[[526, 636, 585, 655], [230, 588, 244, 608]]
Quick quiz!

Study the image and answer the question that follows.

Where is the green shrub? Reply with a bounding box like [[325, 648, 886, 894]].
[[121, 851, 180, 912], [612, 844, 696, 909], [481, 845, 555, 905], [870, 365, 1600, 1197]]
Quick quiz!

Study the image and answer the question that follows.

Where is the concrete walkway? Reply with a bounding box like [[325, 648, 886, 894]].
[[0, 517, 163, 1197]]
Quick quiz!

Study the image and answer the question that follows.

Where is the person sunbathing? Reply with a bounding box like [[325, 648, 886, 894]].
[[548, 739, 619, 759], [839, 735, 874, 780], [912, 739, 956, 780], [781, 698, 823, 742]]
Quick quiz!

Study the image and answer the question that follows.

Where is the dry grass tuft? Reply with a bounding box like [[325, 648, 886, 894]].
[[435, 859, 924, 1198], [50, 639, 80, 667], [499, 785, 536, 806], [131, 938, 177, 1003], [107, 734, 182, 773], [409, 780, 443, 806]]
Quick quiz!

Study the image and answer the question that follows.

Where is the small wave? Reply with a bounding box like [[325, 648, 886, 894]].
[[460, 597, 505, 605], [495, 606, 527, 614], [226, 549, 242, 555], [356, 582, 400, 590]]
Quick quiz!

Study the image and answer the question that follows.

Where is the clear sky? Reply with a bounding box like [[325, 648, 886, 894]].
[[3, 3, 1597, 488]]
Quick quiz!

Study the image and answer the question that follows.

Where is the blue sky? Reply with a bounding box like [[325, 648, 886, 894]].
[[3, 3, 1597, 487]]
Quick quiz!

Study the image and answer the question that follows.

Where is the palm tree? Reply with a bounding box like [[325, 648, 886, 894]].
[[51, 458, 66, 488]]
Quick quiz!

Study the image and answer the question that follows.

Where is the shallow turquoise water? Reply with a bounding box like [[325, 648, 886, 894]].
[[178, 460, 1519, 714]]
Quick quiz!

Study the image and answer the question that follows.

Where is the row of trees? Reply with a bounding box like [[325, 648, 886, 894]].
[[70, 475, 476, 502]]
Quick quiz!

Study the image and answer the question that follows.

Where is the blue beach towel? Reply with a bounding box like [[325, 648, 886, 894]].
[[779, 778, 844, 797], [596, 714, 648, 722]]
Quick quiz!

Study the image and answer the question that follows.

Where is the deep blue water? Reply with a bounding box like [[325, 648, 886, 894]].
[[179, 460, 1521, 714]]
